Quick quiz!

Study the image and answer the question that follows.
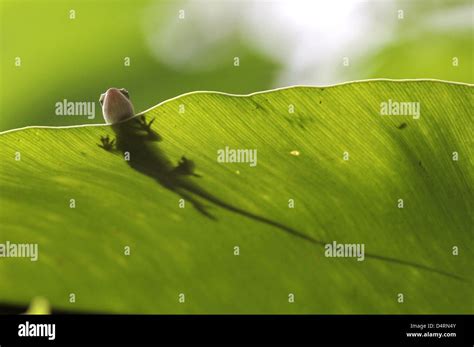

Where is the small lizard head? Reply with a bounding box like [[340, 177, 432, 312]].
[[100, 88, 135, 124]]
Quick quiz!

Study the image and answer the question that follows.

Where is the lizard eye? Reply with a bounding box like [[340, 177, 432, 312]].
[[99, 93, 105, 106], [119, 88, 130, 99]]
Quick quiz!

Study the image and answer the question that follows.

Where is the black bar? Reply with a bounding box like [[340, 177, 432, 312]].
[[0, 314, 472, 345]]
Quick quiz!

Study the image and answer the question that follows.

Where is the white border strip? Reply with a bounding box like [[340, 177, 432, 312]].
[[1, 78, 472, 136]]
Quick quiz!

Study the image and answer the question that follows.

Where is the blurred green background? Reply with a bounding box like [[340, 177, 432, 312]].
[[0, 0, 472, 131]]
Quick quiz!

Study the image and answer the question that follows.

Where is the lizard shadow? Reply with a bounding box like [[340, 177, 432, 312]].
[[98, 115, 466, 282], [103, 115, 215, 219], [100, 115, 321, 238]]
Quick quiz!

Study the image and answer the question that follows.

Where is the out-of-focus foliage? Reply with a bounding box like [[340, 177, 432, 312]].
[[0, 0, 279, 131], [0, 0, 472, 131]]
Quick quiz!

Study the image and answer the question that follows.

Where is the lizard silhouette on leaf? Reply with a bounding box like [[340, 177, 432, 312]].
[[97, 88, 465, 282]]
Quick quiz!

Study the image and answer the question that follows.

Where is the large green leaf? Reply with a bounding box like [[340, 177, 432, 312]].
[[0, 80, 472, 313]]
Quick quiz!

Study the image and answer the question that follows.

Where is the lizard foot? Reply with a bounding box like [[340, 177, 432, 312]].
[[173, 156, 201, 177], [137, 115, 155, 132], [98, 135, 116, 151], [135, 115, 161, 141]]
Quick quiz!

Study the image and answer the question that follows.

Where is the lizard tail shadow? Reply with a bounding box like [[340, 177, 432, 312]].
[[102, 116, 466, 283]]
